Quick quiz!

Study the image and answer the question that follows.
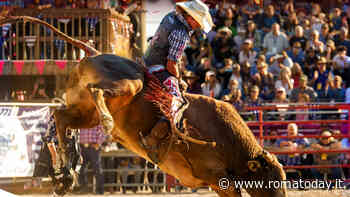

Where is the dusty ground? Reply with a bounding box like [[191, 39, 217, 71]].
[[17, 190, 350, 197]]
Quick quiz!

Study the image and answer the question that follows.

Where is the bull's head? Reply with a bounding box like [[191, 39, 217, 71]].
[[246, 150, 288, 197]]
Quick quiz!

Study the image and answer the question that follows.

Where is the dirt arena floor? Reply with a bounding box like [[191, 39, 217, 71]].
[[17, 190, 350, 197]]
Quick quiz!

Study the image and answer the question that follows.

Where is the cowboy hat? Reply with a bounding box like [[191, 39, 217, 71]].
[[183, 70, 199, 79], [217, 27, 232, 37], [176, 0, 214, 33], [317, 56, 328, 64]]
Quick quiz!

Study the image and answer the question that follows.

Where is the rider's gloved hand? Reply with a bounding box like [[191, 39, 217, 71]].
[[166, 60, 179, 78]]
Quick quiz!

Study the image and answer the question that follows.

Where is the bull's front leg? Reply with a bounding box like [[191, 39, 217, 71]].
[[90, 88, 114, 135]]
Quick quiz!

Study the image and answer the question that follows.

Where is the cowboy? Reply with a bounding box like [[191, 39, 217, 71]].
[[33, 97, 82, 196], [141, 0, 214, 163]]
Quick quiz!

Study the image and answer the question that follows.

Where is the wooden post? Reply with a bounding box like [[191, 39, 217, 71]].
[[140, 0, 147, 55]]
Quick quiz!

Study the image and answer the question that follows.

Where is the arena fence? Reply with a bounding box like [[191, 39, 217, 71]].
[[243, 103, 350, 182]]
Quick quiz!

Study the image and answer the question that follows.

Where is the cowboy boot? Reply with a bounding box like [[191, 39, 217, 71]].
[[139, 118, 169, 164]]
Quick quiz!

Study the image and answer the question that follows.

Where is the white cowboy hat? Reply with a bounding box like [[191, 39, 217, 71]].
[[176, 0, 214, 33]]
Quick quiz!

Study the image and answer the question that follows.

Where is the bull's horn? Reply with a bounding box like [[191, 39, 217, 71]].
[[247, 160, 261, 172], [0, 16, 100, 56]]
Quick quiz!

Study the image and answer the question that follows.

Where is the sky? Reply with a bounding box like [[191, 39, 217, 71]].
[[145, 0, 175, 39]]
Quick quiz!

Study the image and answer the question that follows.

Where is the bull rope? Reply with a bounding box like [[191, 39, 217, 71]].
[[143, 69, 216, 147], [0, 16, 99, 56]]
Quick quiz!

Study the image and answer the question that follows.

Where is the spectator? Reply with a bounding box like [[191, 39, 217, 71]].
[[287, 41, 305, 67], [295, 93, 311, 121], [332, 45, 350, 78], [128, 157, 143, 193], [222, 78, 239, 97], [211, 27, 235, 69], [311, 130, 343, 181], [332, 8, 343, 31], [246, 85, 262, 105], [77, 125, 105, 195], [281, 0, 294, 17], [271, 87, 289, 120], [283, 12, 299, 36], [201, 70, 222, 99], [30, 77, 49, 100], [264, 128, 279, 151], [275, 67, 294, 97], [239, 39, 257, 66], [268, 52, 293, 78], [303, 49, 318, 78], [334, 27, 350, 56], [243, 85, 263, 121], [319, 24, 332, 44], [289, 25, 307, 50], [245, 20, 262, 51], [291, 63, 304, 89], [228, 63, 242, 90], [263, 23, 289, 60], [183, 70, 201, 94], [311, 3, 322, 17], [184, 33, 201, 69], [222, 87, 243, 111], [274, 83, 289, 101], [311, 57, 333, 100], [234, 27, 246, 50], [305, 30, 325, 54], [240, 61, 254, 97], [261, 5, 281, 34], [310, 15, 322, 33], [217, 58, 233, 89], [277, 123, 309, 179], [195, 57, 213, 83], [241, 0, 259, 22], [118, 158, 130, 194], [328, 75, 346, 102], [325, 39, 337, 62], [252, 62, 274, 100], [290, 75, 318, 102]]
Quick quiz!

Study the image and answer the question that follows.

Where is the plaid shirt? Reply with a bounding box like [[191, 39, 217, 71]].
[[167, 13, 191, 62], [79, 125, 106, 145]]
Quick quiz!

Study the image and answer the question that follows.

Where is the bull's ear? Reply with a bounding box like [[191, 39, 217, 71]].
[[248, 160, 261, 172]]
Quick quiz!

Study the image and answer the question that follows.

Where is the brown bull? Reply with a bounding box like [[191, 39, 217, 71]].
[[1, 16, 287, 197]]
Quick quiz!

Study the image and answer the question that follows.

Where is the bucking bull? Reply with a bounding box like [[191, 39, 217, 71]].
[[0, 16, 287, 197]]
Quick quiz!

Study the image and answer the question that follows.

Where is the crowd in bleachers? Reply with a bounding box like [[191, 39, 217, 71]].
[[176, 0, 350, 185], [179, 1, 350, 113]]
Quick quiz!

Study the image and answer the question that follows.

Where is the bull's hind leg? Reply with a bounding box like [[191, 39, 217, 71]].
[[89, 87, 114, 135]]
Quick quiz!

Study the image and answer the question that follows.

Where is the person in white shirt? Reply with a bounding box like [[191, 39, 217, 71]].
[[275, 67, 294, 97], [201, 70, 222, 99], [239, 39, 257, 66], [263, 23, 289, 59], [332, 45, 350, 75]]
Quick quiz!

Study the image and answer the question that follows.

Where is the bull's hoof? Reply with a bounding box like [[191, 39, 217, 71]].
[[101, 114, 114, 134]]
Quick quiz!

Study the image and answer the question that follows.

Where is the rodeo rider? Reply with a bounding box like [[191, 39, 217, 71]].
[[140, 0, 214, 163]]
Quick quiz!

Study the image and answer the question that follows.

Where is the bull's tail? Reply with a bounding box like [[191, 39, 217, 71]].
[[0, 16, 100, 56]]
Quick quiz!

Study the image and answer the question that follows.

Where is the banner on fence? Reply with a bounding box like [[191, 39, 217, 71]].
[[0, 106, 50, 177]]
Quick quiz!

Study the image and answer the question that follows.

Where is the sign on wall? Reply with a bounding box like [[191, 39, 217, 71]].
[[0, 107, 50, 177]]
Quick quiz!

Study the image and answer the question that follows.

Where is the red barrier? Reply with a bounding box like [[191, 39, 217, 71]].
[[244, 103, 350, 171]]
